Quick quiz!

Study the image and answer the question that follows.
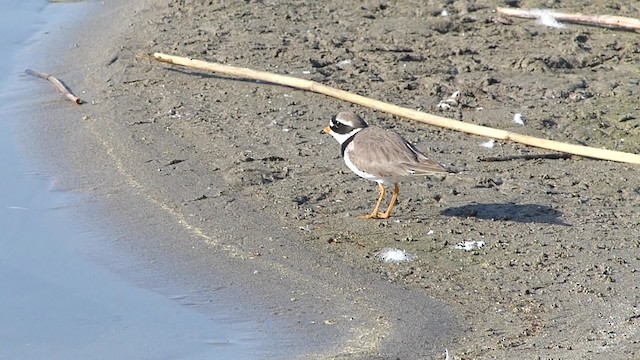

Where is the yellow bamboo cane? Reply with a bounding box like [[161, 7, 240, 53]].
[[152, 52, 640, 165]]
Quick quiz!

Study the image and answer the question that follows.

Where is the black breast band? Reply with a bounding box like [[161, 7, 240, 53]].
[[340, 134, 356, 158]]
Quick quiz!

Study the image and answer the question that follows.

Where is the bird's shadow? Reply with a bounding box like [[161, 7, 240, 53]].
[[441, 203, 570, 226]]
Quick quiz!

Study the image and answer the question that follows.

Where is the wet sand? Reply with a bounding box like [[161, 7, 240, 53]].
[[28, 0, 640, 359]]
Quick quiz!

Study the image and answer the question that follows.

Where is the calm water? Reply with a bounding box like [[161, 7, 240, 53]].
[[0, 1, 267, 359]]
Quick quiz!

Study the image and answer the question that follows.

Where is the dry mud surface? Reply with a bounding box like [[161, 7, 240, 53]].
[[42, 0, 640, 359]]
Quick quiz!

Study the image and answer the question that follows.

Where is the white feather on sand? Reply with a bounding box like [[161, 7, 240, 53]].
[[513, 113, 525, 125], [480, 139, 495, 148], [455, 240, 485, 251], [378, 248, 415, 263], [534, 10, 566, 29]]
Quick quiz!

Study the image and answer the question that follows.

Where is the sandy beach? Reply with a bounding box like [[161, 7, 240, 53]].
[[30, 0, 640, 358]]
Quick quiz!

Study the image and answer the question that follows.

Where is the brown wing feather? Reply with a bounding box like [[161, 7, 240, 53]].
[[349, 127, 448, 178]]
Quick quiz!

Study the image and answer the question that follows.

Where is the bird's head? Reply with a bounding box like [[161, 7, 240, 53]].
[[322, 111, 368, 144]]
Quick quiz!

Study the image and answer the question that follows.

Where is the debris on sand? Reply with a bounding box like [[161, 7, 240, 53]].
[[480, 139, 495, 148], [377, 248, 415, 263], [336, 59, 352, 69], [437, 91, 460, 110], [513, 113, 525, 126], [534, 9, 567, 28], [454, 240, 485, 251]]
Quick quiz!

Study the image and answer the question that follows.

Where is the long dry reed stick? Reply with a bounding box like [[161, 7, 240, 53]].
[[152, 52, 640, 165], [496, 7, 640, 32]]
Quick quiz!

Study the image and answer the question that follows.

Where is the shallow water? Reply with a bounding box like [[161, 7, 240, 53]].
[[0, 1, 267, 359]]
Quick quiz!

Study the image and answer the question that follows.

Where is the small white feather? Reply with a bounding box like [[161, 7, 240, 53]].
[[534, 10, 566, 29], [513, 113, 525, 126], [437, 90, 460, 110], [454, 240, 485, 251], [378, 248, 415, 263], [480, 139, 495, 148], [337, 59, 352, 68]]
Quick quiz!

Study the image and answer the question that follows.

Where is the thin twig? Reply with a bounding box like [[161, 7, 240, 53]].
[[496, 7, 640, 32], [478, 153, 572, 162], [24, 69, 83, 105], [151, 52, 640, 165]]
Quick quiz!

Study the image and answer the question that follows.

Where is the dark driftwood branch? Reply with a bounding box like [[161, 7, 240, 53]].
[[151, 52, 640, 165], [25, 69, 82, 105], [496, 7, 640, 32]]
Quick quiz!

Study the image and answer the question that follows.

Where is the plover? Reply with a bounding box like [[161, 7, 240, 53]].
[[323, 111, 449, 219]]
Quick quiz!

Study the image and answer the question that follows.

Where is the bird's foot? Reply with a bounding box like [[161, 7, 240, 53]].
[[358, 212, 390, 220]]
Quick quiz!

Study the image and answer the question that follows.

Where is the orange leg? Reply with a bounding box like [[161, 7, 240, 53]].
[[359, 183, 386, 219], [378, 183, 400, 219]]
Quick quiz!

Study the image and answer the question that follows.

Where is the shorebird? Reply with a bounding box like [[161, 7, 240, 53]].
[[323, 111, 449, 219]]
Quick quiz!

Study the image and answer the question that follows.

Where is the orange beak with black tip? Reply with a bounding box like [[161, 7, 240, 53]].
[[322, 126, 331, 135]]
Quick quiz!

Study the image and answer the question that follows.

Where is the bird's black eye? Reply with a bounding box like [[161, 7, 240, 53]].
[[331, 120, 353, 135]]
